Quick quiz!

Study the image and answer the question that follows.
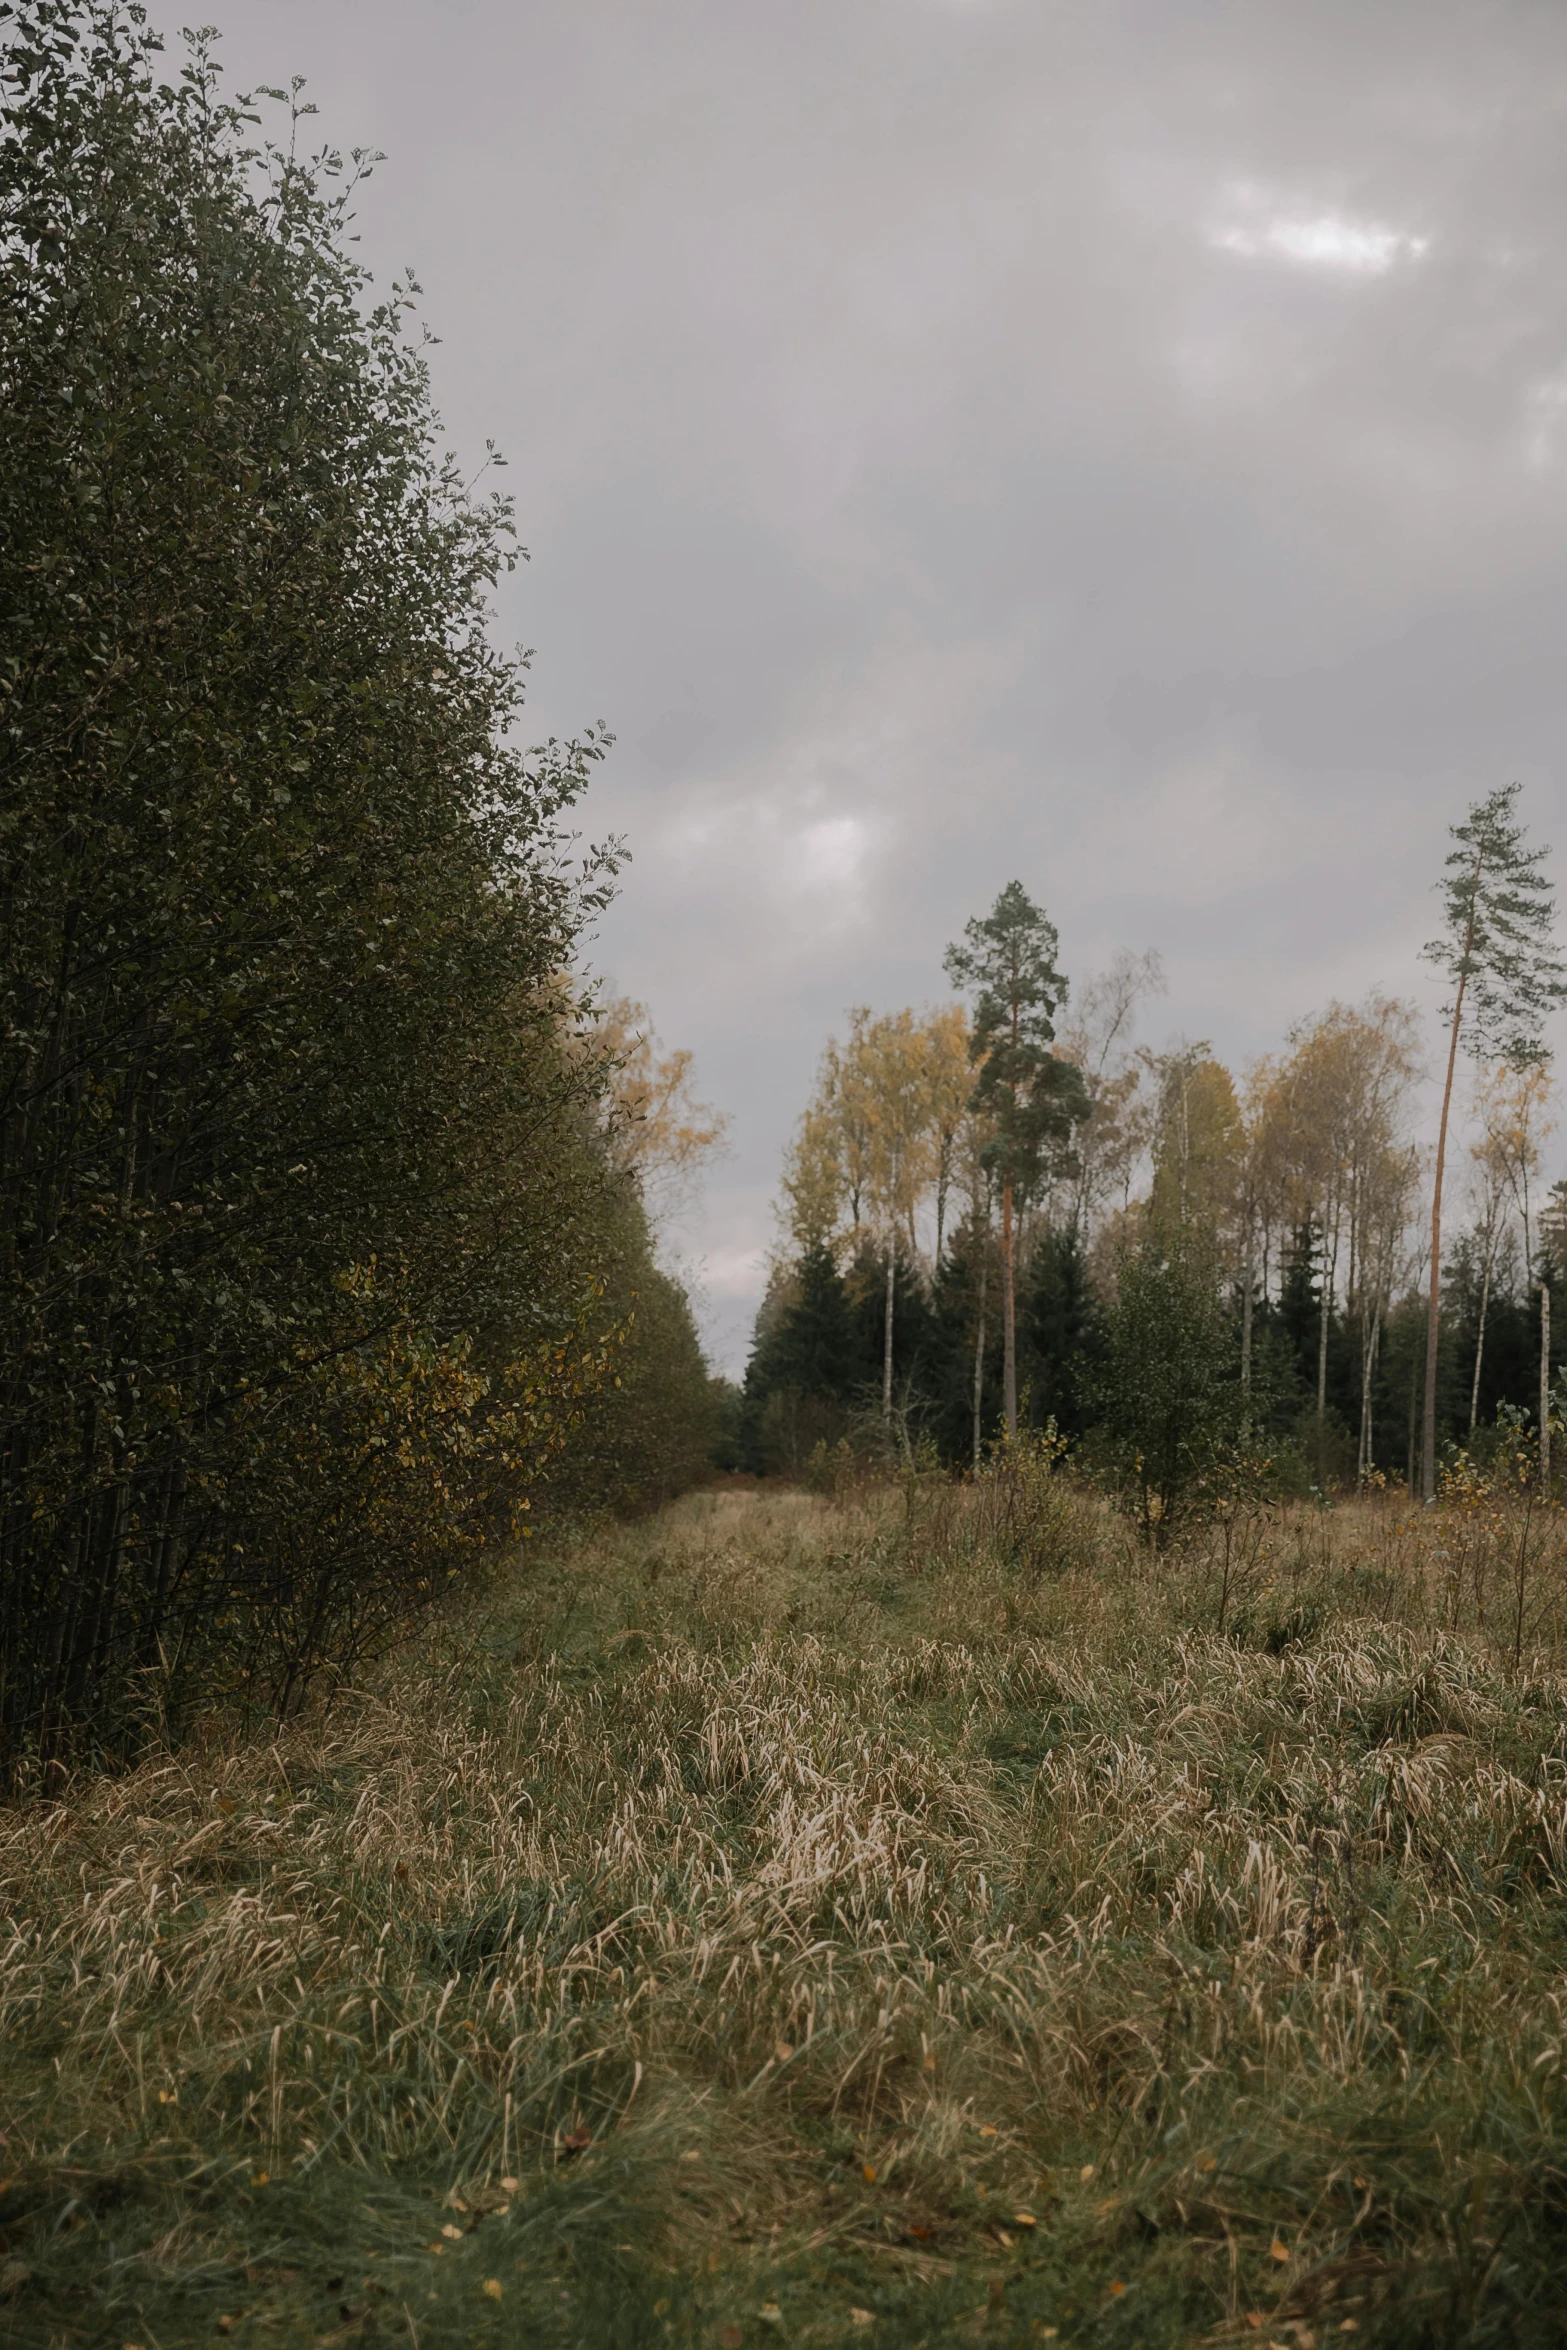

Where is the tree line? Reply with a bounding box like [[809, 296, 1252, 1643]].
[[745, 804, 1567, 1513], [0, 2, 721, 1779]]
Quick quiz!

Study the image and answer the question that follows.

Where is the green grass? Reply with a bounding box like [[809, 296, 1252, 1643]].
[[7, 1474, 1567, 2346]]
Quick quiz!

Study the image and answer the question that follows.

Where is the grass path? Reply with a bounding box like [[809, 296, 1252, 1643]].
[[5, 1479, 1567, 2346]]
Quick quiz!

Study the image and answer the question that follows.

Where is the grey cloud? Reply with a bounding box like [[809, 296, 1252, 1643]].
[[185, 0, 1567, 1365]]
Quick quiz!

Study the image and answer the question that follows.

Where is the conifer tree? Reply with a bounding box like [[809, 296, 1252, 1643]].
[[945, 885, 1088, 1437], [1420, 788, 1566, 1499]]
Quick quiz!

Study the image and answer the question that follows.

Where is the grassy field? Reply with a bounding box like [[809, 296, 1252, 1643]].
[[6, 1466, 1567, 2348]]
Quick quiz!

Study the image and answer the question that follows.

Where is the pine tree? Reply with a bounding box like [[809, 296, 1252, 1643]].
[[1420, 789, 1566, 1498], [945, 885, 1089, 1437]]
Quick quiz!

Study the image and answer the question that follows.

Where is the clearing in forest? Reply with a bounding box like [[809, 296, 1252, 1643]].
[[4, 1475, 1567, 2347]]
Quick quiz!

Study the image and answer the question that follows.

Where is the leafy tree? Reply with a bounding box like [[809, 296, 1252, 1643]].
[[0, 4, 630, 1769], [539, 1178, 720, 1518], [945, 884, 1089, 1437], [1420, 788, 1566, 1497]]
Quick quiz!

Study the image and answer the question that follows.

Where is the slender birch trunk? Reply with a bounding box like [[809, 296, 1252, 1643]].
[[1423, 927, 1475, 1500], [1541, 1280, 1552, 1488], [882, 1240, 895, 1424], [1317, 1206, 1338, 1482], [1469, 1241, 1493, 1437], [1360, 1307, 1380, 1479], [1240, 1230, 1254, 1397], [1000, 1174, 1017, 1438], [972, 1241, 988, 1469]]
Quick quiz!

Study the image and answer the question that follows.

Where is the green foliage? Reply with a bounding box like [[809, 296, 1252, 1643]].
[[0, 2, 669, 1772], [1100, 1237, 1247, 1541], [1424, 784, 1567, 1065], [539, 1174, 721, 1519], [943, 880, 1089, 1203]]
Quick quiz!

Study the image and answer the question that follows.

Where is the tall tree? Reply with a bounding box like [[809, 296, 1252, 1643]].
[[945, 885, 1088, 1438], [1263, 999, 1420, 1477], [1056, 948, 1164, 1234], [1420, 787, 1566, 1499]]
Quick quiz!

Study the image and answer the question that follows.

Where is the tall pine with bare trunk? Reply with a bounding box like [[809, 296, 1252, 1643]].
[[1420, 788, 1565, 1500], [945, 885, 1087, 1438]]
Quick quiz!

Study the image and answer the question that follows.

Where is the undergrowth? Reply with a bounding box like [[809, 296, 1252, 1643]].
[[6, 1477, 1567, 2346]]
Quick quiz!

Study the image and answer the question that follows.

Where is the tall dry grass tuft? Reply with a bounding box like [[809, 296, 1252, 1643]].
[[6, 1475, 1567, 2344]]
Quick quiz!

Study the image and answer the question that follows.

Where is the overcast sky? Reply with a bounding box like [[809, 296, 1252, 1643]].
[[190, 0, 1567, 1368]]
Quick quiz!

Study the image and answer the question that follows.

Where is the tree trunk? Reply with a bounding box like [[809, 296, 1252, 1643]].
[[1359, 1308, 1380, 1479], [1001, 1174, 1017, 1438], [1423, 972, 1470, 1500], [1541, 1279, 1552, 1488], [972, 1242, 988, 1469], [1469, 1242, 1493, 1437], [1240, 1223, 1254, 1395], [1317, 1206, 1337, 1483], [882, 1240, 895, 1424]]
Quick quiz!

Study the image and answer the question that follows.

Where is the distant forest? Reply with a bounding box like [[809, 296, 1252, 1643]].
[[742, 890, 1567, 1495]]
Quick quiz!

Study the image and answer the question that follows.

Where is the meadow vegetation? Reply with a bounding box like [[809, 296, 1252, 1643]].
[[8, 1463, 1567, 2346], [11, 15, 1567, 2350]]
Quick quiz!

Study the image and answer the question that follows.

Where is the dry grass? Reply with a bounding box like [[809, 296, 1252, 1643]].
[[6, 1476, 1567, 2346]]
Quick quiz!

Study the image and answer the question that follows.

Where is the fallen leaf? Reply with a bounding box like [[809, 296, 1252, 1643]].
[[759, 2306, 783, 2325], [1108, 2281, 1126, 2297], [1199, 2153, 1218, 2173], [1340, 2325, 1359, 2335], [252, 2171, 268, 2187], [1012, 2211, 1037, 2227], [1079, 2164, 1095, 2182], [994, 2228, 1014, 2249], [922, 2051, 936, 2072], [680, 2148, 701, 2162], [1270, 2239, 1290, 2263], [499, 2175, 520, 2192], [482, 2279, 502, 2301], [445, 2193, 469, 2212], [1037, 2332, 1059, 2342], [1246, 2316, 1265, 2331], [850, 2314, 875, 2330], [774, 2040, 794, 2063], [979, 2124, 997, 2138], [426, 2244, 444, 2256], [560, 2125, 592, 2156], [441, 2225, 462, 2241], [862, 2163, 877, 2183]]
